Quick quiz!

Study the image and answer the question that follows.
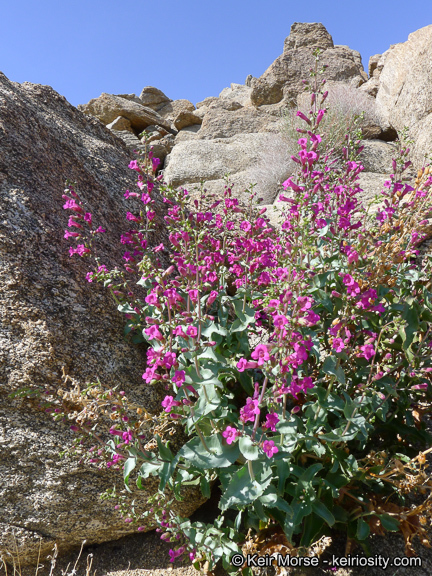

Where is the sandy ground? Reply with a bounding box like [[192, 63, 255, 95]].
[[6, 521, 432, 576]]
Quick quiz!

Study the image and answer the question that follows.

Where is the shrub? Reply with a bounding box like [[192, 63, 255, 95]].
[[44, 61, 432, 575], [249, 51, 383, 204]]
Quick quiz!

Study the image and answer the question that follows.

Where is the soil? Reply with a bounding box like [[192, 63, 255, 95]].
[[9, 517, 432, 576]]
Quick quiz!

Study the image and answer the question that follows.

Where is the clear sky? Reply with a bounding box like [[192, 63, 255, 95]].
[[1, 1, 431, 108]]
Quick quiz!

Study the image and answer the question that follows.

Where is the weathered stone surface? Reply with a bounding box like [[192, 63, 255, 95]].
[[219, 83, 252, 107], [368, 54, 382, 77], [139, 86, 171, 109], [0, 72, 202, 565], [198, 106, 282, 140], [196, 96, 219, 109], [251, 23, 366, 107], [163, 133, 275, 200], [113, 129, 145, 152], [141, 124, 170, 143], [283, 22, 334, 51], [106, 115, 134, 132], [173, 109, 203, 130], [174, 124, 202, 144], [375, 25, 432, 166], [77, 93, 171, 133], [116, 93, 142, 104], [155, 99, 195, 124], [359, 140, 398, 173]]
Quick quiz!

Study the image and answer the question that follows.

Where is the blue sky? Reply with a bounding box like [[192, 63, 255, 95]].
[[1, 1, 431, 108]]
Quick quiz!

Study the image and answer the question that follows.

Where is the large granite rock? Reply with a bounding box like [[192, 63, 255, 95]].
[[375, 24, 432, 166], [0, 72, 202, 566], [163, 133, 280, 204], [250, 22, 367, 107], [139, 86, 171, 109], [197, 106, 281, 140], [77, 92, 171, 133]]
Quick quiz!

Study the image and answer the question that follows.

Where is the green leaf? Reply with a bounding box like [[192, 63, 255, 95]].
[[400, 302, 419, 352], [178, 435, 240, 469], [239, 436, 260, 461], [379, 514, 400, 532], [123, 456, 137, 491], [356, 518, 370, 540], [200, 476, 211, 499], [322, 355, 345, 384], [220, 461, 272, 511], [311, 500, 335, 527]]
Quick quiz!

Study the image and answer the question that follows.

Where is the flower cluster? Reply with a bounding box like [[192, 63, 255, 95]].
[[59, 74, 432, 574]]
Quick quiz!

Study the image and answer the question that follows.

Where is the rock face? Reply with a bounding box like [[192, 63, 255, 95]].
[[375, 24, 432, 166], [0, 72, 202, 566], [77, 93, 172, 133], [250, 22, 367, 107]]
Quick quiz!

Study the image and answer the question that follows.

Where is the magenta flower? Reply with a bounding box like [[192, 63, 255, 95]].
[[172, 370, 185, 386], [359, 344, 375, 361], [126, 212, 141, 223], [186, 325, 198, 339], [172, 326, 187, 338], [262, 440, 279, 458], [144, 325, 163, 341], [237, 358, 248, 372], [188, 289, 199, 303], [273, 315, 288, 328], [129, 160, 140, 171], [264, 412, 280, 432], [145, 292, 159, 306], [240, 398, 260, 423], [240, 220, 252, 232], [64, 230, 80, 239], [222, 426, 240, 445], [161, 396, 181, 413], [316, 109, 326, 126], [251, 344, 270, 366], [296, 110, 311, 125], [63, 198, 82, 212], [332, 338, 345, 353]]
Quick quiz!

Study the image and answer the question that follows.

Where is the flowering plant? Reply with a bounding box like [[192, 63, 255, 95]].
[[54, 72, 432, 574]]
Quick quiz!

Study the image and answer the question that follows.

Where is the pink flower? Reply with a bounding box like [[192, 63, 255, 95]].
[[359, 344, 375, 361], [188, 289, 199, 303], [332, 338, 345, 353], [126, 212, 141, 223], [240, 220, 252, 232], [64, 230, 80, 239], [186, 326, 198, 339], [129, 160, 140, 171], [161, 396, 181, 413], [145, 292, 159, 306], [240, 398, 260, 423], [172, 326, 187, 338], [144, 325, 163, 341], [237, 358, 248, 372], [316, 109, 326, 126], [172, 370, 185, 386], [273, 315, 288, 328], [264, 412, 279, 432], [222, 426, 240, 445], [262, 440, 278, 458], [63, 198, 82, 212], [251, 344, 270, 366]]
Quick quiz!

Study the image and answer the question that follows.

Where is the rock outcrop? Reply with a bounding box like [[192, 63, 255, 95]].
[[0, 72, 202, 566], [250, 22, 367, 107], [374, 24, 432, 167]]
